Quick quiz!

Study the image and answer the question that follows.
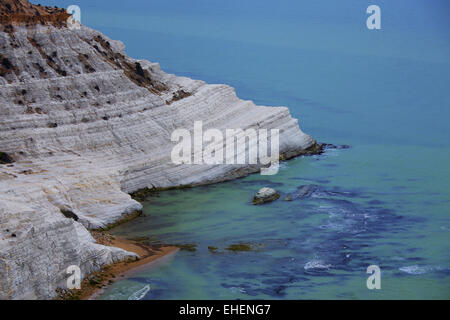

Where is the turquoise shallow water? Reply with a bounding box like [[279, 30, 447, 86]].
[[102, 146, 450, 299], [38, 0, 450, 299]]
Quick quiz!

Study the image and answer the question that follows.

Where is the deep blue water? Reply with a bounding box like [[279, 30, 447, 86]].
[[35, 0, 450, 299]]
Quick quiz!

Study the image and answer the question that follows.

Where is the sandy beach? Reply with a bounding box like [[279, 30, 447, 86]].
[[57, 232, 178, 300]]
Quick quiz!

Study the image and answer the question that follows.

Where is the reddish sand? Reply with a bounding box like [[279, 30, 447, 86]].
[[58, 232, 178, 300], [0, 0, 70, 26]]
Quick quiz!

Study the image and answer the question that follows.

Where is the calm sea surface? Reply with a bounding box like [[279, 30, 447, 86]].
[[37, 0, 450, 299]]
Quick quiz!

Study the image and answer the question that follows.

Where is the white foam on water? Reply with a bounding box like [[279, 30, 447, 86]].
[[278, 161, 289, 171], [398, 265, 445, 275], [229, 286, 247, 294], [399, 266, 427, 275], [304, 260, 331, 270], [128, 284, 151, 300]]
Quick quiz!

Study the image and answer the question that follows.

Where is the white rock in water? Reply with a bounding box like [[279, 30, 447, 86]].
[[253, 187, 280, 205], [0, 11, 316, 299]]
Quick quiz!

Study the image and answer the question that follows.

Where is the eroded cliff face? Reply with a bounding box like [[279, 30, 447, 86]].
[[0, 2, 316, 299]]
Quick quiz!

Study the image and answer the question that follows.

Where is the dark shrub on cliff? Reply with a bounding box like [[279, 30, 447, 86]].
[[135, 62, 145, 78], [1, 57, 13, 69], [0, 152, 14, 164]]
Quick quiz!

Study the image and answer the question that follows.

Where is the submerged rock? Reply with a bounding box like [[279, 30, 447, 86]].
[[298, 143, 350, 157], [283, 184, 318, 201], [253, 187, 280, 205], [175, 244, 197, 252], [208, 246, 219, 253], [225, 243, 264, 252], [226, 244, 253, 252], [319, 143, 351, 152], [296, 184, 319, 198]]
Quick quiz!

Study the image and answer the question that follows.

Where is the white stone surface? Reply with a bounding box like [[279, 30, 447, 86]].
[[255, 187, 278, 198], [0, 25, 316, 299], [253, 187, 280, 204]]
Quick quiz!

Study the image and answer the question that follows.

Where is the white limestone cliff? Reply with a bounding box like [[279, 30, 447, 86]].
[[0, 22, 316, 299]]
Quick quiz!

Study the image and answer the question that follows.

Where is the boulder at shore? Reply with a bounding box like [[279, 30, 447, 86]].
[[253, 188, 280, 205]]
